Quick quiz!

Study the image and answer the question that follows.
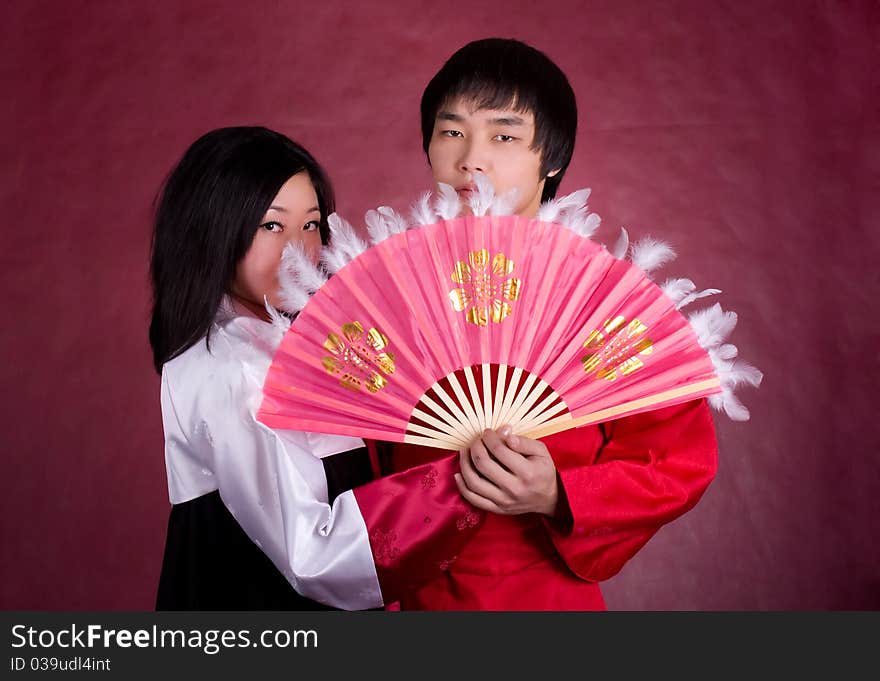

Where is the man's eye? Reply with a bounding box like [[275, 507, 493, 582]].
[[303, 220, 320, 232], [441, 130, 463, 137], [494, 134, 515, 142], [261, 221, 283, 233]]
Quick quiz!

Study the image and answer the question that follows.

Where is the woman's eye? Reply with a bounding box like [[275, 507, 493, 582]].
[[303, 220, 320, 232], [494, 134, 515, 142], [261, 221, 283, 233], [441, 130, 463, 137]]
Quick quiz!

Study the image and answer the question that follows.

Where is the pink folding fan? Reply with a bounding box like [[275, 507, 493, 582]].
[[257, 176, 762, 450]]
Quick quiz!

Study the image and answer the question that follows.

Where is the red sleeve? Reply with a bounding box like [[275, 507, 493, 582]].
[[542, 398, 718, 582], [352, 451, 484, 603]]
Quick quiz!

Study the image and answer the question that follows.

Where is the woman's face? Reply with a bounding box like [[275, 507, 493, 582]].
[[230, 171, 323, 318]]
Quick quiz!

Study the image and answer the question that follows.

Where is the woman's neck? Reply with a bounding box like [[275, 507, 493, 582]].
[[227, 294, 270, 322]]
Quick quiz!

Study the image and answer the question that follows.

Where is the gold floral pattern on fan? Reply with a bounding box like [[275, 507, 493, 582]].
[[448, 249, 521, 326], [582, 316, 654, 381], [322, 322, 395, 393]]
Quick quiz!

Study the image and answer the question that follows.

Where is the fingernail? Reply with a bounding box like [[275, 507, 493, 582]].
[[499, 425, 511, 437]]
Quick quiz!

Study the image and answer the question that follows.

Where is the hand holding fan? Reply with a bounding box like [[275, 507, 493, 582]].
[[257, 176, 762, 450]]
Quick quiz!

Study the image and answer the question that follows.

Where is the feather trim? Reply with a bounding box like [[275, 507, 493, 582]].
[[323, 213, 368, 274], [410, 190, 436, 226], [715, 343, 738, 360], [661, 277, 722, 309], [630, 236, 676, 275], [377, 206, 409, 235], [610, 227, 630, 259], [434, 183, 461, 220], [661, 277, 695, 304], [537, 188, 591, 223], [689, 303, 738, 348], [708, 360, 764, 421], [687, 303, 763, 421], [277, 242, 324, 314], [677, 286, 722, 310], [468, 172, 494, 216], [489, 187, 520, 216], [561, 206, 601, 239], [364, 208, 393, 245], [263, 295, 291, 332]]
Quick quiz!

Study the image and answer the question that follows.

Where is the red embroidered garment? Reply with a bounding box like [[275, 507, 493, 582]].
[[381, 398, 718, 610], [351, 453, 485, 603]]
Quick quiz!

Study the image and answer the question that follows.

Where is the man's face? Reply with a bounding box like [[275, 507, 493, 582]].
[[427, 96, 555, 218]]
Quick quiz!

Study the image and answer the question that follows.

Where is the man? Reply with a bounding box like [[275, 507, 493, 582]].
[[380, 38, 719, 610]]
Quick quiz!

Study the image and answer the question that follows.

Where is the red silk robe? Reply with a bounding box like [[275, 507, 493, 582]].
[[365, 398, 718, 610]]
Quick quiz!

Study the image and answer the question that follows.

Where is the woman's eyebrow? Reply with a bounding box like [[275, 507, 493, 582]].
[[267, 205, 320, 213]]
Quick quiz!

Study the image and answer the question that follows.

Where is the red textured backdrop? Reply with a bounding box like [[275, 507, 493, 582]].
[[1, 0, 877, 610]]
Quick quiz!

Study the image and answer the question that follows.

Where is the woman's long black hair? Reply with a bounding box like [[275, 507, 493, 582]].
[[148, 126, 334, 374]]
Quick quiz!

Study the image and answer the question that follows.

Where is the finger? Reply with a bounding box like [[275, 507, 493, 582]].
[[469, 432, 520, 489], [454, 473, 506, 514], [458, 447, 515, 506], [500, 429, 550, 459], [480, 428, 531, 478]]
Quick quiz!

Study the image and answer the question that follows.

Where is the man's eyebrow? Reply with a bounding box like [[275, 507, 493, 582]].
[[436, 110, 464, 122], [437, 110, 526, 126], [489, 114, 526, 126]]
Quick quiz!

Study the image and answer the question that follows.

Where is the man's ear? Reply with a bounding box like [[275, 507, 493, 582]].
[[546, 168, 561, 178]]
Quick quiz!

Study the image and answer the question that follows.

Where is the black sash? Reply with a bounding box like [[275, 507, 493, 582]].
[[155, 447, 374, 611]]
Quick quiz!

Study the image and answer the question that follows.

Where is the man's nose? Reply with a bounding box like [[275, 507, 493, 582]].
[[459, 141, 487, 174]]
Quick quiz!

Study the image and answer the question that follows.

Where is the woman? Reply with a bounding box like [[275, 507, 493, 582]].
[[149, 127, 486, 610]]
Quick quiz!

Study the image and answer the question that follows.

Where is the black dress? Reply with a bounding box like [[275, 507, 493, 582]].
[[155, 447, 374, 610]]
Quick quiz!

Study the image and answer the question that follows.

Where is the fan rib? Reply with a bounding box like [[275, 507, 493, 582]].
[[463, 366, 486, 432], [516, 390, 568, 432], [409, 405, 470, 444], [402, 433, 464, 450], [504, 373, 541, 426], [406, 418, 469, 448], [427, 383, 473, 435], [494, 366, 525, 428], [448, 371, 483, 437], [525, 377, 722, 439], [416, 393, 468, 434], [481, 363, 493, 433], [516, 399, 569, 434], [491, 364, 509, 430]]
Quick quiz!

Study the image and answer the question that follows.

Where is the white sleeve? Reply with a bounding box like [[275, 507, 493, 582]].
[[161, 346, 383, 611]]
